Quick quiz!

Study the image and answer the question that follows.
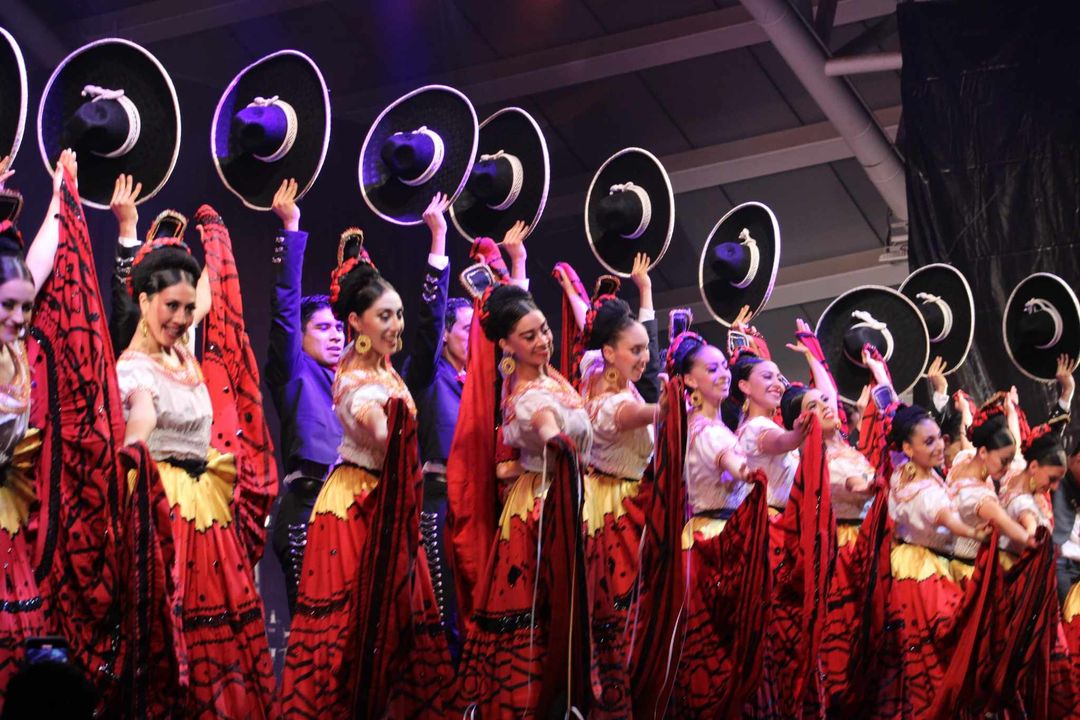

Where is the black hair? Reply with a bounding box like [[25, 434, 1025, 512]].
[[332, 263, 395, 321], [1, 660, 98, 719], [888, 403, 933, 449], [780, 385, 809, 431], [481, 284, 538, 342], [1026, 433, 1068, 468], [0, 222, 32, 286], [445, 297, 472, 332], [586, 296, 636, 351], [667, 333, 705, 377], [970, 414, 1015, 452], [129, 246, 201, 300], [728, 353, 766, 407], [301, 294, 333, 329], [938, 398, 965, 442]]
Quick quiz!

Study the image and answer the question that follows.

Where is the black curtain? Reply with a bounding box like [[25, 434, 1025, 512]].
[[899, 0, 1080, 434]]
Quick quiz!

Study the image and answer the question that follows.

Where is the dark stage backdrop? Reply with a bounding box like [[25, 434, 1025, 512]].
[[898, 0, 1080, 437]]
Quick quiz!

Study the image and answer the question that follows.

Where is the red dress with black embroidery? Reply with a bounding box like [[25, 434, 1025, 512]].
[[280, 346, 453, 718], [117, 345, 275, 719], [580, 365, 654, 717], [0, 341, 47, 707]]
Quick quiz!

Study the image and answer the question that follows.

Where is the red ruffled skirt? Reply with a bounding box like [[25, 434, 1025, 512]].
[[281, 464, 452, 718], [158, 456, 276, 719], [0, 432, 51, 709], [583, 470, 648, 718]]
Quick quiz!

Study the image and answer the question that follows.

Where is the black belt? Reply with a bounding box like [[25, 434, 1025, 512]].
[[163, 456, 208, 479], [288, 459, 331, 480], [695, 507, 735, 521]]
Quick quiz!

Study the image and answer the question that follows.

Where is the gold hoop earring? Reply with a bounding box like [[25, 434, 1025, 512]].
[[603, 365, 620, 385], [356, 334, 372, 354], [183, 329, 191, 346], [741, 397, 750, 414], [140, 318, 148, 338], [689, 389, 703, 410], [499, 352, 516, 378], [902, 462, 917, 482]]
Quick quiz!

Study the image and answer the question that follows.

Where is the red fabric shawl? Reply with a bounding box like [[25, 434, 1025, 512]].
[[445, 297, 500, 624], [629, 376, 689, 718], [552, 262, 588, 385], [193, 206, 277, 566], [29, 167, 126, 686]]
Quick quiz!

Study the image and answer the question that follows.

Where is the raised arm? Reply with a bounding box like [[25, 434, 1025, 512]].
[[109, 173, 143, 349], [786, 318, 838, 417], [404, 192, 452, 392], [25, 150, 78, 294], [554, 265, 589, 331], [926, 356, 950, 415], [266, 178, 308, 381], [758, 414, 811, 455], [1051, 354, 1076, 423], [631, 252, 662, 403], [502, 220, 530, 289]]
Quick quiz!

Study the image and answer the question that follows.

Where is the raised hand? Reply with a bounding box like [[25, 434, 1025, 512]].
[[862, 346, 889, 386], [422, 191, 450, 238], [0, 155, 13, 188], [785, 319, 815, 357], [732, 304, 753, 332], [1056, 354, 1075, 405], [501, 220, 529, 264], [926, 356, 948, 396], [110, 174, 143, 237], [855, 384, 872, 417], [272, 177, 301, 232], [52, 149, 78, 196], [630, 252, 652, 292]]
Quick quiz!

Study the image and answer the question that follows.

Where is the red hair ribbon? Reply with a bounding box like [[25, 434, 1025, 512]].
[[126, 236, 191, 296], [581, 293, 620, 350], [1022, 423, 1054, 456], [0, 220, 23, 250], [471, 236, 509, 280]]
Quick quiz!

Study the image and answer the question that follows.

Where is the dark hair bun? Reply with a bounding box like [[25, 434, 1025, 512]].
[[1026, 432, 1067, 467], [130, 246, 201, 298], [332, 262, 382, 319], [888, 403, 932, 449], [666, 332, 705, 377], [481, 284, 537, 342], [970, 413, 1014, 451], [780, 385, 809, 431], [585, 297, 634, 351]]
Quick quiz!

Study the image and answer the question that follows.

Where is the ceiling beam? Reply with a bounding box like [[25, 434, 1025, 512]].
[[541, 105, 902, 220], [654, 247, 909, 328], [337, 0, 897, 119], [65, 0, 329, 45], [0, 1, 68, 67]]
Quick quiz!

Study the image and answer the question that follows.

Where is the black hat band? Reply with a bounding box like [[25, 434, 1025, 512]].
[[393, 126, 444, 187], [843, 310, 895, 364], [478, 150, 523, 211], [247, 95, 297, 162], [609, 182, 651, 239], [915, 291, 954, 343], [731, 228, 760, 289], [81, 84, 141, 158], [1025, 297, 1063, 349]]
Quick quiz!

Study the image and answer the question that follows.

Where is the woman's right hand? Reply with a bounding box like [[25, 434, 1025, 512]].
[[272, 177, 301, 232], [926, 356, 948, 396]]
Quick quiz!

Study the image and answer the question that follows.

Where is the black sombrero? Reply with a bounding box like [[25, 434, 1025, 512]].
[[1, 27, 27, 163], [698, 202, 780, 327], [211, 50, 331, 211], [37, 38, 180, 210], [1003, 272, 1080, 381], [359, 85, 477, 226], [815, 285, 930, 403], [450, 107, 549, 242], [585, 147, 674, 277], [899, 263, 974, 376]]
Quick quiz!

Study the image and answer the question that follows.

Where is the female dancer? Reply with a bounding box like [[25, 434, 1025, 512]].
[[0, 151, 67, 706], [117, 210, 276, 718], [779, 337, 892, 713], [576, 253, 658, 715], [281, 242, 451, 717], [454, 282, 593, 717], [884, 404, 988, 718], [667, 331, 770, 718]]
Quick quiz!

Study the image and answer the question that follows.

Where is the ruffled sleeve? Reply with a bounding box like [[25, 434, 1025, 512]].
[[699, 421, 738, 467], [737, 416, 776, 457], [509, 387, 565, 437], [345, 377, 393, 427], [116, 356, 159, 406], [593, 390, 636, 437]]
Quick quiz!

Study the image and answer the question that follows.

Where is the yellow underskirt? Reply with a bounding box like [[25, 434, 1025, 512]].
[[891, 542, 956, 582], [681, 515, 728, 550], [583, 470, 640, 537], [836, 523, 860, 549], [148, 450, 237, 532], [0, 428, 41, 536], [499, 471, 549, 541], [1064, 581, 1080, 624], [311, 464, 380, 521]]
